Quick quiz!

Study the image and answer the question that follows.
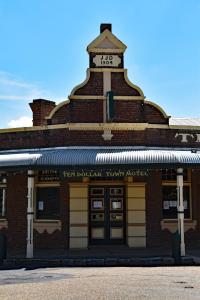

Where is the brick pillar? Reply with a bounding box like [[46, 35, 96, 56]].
[[29, 99, 56, 126]]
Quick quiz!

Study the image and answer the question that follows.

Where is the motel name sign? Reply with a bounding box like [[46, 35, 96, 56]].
[[175, 133, 200, 143], [63, 169, 148, 178]]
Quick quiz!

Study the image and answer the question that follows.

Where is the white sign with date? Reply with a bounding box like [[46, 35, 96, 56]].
[[93, 55, 121, 67]]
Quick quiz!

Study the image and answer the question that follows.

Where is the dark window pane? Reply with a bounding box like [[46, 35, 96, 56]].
[[110, 188, 123, 195], [162, 169, 188, 181], [36, 187, 60, 219], [162, 186, 190, 219], [91, 188, 104, 196]]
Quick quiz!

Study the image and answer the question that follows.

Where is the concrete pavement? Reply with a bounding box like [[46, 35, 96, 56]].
[[0, 267, 200, 299]]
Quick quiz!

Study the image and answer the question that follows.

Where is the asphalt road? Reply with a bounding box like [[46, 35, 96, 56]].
[[0, 266, 199, 299]]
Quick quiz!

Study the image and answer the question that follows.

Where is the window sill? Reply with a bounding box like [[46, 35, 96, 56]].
[[161, 219, 197, 233], [34, 219, 61, 223], [0, 219, 8, 229], [33, 220, 62, 234]]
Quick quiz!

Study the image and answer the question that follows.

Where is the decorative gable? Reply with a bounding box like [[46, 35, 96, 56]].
[[97, 37, 120, 49], [37, 24, 169, 127], [87, 29, 127, 53]]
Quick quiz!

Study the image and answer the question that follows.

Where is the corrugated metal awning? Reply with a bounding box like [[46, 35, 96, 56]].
[[0, 147, 200, 169]]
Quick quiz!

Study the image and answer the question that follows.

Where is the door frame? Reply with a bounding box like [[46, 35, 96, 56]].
[[88, 184, 126, 245]]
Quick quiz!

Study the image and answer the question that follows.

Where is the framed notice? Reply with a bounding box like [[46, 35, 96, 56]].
[[38, 201, 44, 211], [163, 201, 169, 210], [91, 199, 104, 210], [110, 198, 123, 210]]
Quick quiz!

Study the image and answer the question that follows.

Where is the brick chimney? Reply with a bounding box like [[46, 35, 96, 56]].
[[100, 23, 112, 33], [29, 99, 56, 126]]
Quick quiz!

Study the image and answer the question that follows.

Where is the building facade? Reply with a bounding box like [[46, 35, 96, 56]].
[[0, 24, 200, 258]]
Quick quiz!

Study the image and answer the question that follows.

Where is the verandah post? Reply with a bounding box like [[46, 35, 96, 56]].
[[26, 170, 34, 258], [177, 168, 185, 256]]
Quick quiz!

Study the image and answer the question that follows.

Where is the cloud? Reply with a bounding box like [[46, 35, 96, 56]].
[[0, 71, 68, 128], [0, 72, 34, 89], [8, 116, 32, 128], [0, 71, 51, 101]]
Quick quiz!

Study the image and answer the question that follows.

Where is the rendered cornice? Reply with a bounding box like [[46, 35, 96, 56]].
[[1, 123, 200, 134]]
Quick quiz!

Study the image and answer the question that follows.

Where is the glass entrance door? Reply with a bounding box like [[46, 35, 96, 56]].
[[89, 186, 126, 245]]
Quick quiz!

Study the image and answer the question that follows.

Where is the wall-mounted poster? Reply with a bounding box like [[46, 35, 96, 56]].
[[38, 201, 44, 211], [184, 200, 188, 209], [92, 199, 103, 209], [111, 199, 122, 210], [163, 201, 169, 210]]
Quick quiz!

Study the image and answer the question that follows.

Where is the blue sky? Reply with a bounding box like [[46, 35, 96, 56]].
[[0, 0, 200, 128]]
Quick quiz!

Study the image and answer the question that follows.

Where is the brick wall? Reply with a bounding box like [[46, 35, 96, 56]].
[[144, 104, 168, 124], [70, 99, 103, 123], [49, 99, 168, 125], [184, 170, 200, 249], [111, 72, 140, 96], [51, 103, 71, 125], [74, 72, 103, 95], [28, 73, 170, 126], [6, 172, 27, 256], [113, 101, 144, 123], [1, 128, 200, 150], [146, 170, 165, 248]]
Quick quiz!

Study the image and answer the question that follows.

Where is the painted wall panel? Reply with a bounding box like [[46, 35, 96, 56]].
[[128, 211, 145, 223], [70, 198, 88, 210], [70, 237, 88, 249], [128, 237, 146, 248], [70, 226, 88, 237], [128, 226, 146, 236]]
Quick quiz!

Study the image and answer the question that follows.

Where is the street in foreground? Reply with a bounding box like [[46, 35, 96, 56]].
[[0, 266, 199, 300]]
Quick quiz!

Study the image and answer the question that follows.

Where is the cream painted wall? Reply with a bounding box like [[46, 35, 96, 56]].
[[126, 183, 146, 248], [69, 183, 88, 249]]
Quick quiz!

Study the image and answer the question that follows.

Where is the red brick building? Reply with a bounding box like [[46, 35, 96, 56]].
[[0, 24, 200, 258]]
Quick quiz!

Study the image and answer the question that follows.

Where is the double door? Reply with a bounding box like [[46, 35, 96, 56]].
[[89, 186, 126, 245]]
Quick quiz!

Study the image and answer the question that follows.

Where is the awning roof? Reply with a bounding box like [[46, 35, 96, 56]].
[[0, 147, 200, 169]]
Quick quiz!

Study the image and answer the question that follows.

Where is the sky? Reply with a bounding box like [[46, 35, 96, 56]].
[[0, 0, 200, 128]]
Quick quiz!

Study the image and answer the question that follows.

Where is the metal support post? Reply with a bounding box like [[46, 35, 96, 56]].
[[177, 168, 185, 257], [26, 170, 34, 258]]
